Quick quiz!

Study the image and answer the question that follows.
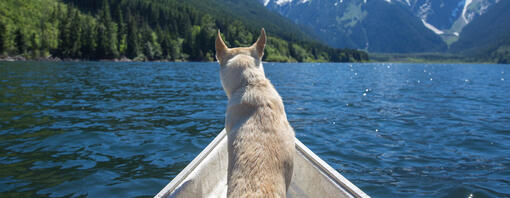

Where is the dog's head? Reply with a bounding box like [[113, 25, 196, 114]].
[[216, 29, 267, 98], [215, 28, 266, 66]]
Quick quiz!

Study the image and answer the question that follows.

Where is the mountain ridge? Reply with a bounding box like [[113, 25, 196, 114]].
[[259, 0, 500, 53], [261, 0, 447, 53]]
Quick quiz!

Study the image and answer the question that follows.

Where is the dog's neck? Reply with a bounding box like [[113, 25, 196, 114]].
[[220, 55, 265, 99]]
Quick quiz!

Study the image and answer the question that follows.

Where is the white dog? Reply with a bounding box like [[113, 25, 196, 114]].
[[215, 29, 295, 198]]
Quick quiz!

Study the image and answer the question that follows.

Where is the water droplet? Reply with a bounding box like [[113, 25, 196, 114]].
[[423, 69, 427, 73], [502, 78, 505, 81], [387, 65, 391, 69], [365, 89, 369, 92], [430, 78, 433, 81], [332, 121, 336, 125], [465, 79, 469, 82], [375, 129, 379, 132], [417, 80, 421, 83], [354, 72, 358, 76], [363, 93, 367, 96]]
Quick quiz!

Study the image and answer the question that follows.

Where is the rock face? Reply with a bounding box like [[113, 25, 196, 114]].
[[259, 0, 499, 53], [404, 0, 499, 33]]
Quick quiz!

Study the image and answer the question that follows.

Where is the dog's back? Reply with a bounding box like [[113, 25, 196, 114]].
[[215, 29, 295, 198]]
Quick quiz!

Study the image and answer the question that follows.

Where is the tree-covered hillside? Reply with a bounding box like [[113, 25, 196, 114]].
[[0, 0, 368, 62], [449, 0, 510, 64]]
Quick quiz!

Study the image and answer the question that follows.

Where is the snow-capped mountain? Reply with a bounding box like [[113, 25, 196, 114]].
[[258, 0, 499, 52], [396, 0, 499, 43]]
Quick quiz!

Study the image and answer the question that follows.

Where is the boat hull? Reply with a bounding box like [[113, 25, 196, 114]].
[[155, 129, 369, 198]]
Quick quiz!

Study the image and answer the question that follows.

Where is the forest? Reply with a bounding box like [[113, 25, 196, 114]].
[[0, 0, 369, 62]]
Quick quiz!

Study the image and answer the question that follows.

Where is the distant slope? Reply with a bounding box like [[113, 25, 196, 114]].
[[179, 0, 314, 42], [261, 0, 447, 53], [0, 0, 368, 62], [450, 0, 510, 63], [401, 0, 498, 45], [363, 0, 447, 53]]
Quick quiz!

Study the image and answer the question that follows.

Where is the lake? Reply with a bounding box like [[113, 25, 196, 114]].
[[0, 61, 509, 197]]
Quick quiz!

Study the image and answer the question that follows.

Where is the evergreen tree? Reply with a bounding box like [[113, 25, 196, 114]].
[[38, 18, 50, 56], [57, 5, 72, 57], [113, 4, 125, 54], [0, 21, 6, 54], [126, 15, 139, 59], [0, 0, 368, 62], [30, 33, 39, 56], [96, 0, 118, 59], [14, 29, 27, 54], [96, 23, 108, 59], [80, 17, 96, 59], [69, 9, 82, 58]]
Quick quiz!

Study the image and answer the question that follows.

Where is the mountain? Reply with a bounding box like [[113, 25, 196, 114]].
[[259, 0, 500, 53], [450, 0, 510, 63], [0, 0, 368, 62], [260, 0, 447, 53], [395, 0, 500, 45]]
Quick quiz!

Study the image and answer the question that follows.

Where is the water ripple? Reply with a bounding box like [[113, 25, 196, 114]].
[[0, 62, 509, 197]]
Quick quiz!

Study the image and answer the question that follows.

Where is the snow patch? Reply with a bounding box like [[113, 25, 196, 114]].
[[267, 0, 310, 6], [462, 0, 473, 23], [418, 2, 431, 19], [276, 0, 293, 5], [422, 19, 444, 35]]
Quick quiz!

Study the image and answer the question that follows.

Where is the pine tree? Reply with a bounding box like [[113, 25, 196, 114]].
[[113, 4, 125, 54], [96, 23, 108, 59], [69, 9, 82, 58], [38, 17, 50, 56], [14, 29, 27, 54], [30, 33, 39, 57], [0, 22, 6, 54], [96, 0, 118, 59], [126, 15, 139, 59], [57, 5, 72, 57], [81, 18, 96, 59]]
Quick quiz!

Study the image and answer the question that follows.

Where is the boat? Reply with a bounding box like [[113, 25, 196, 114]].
[[155, 129, 370, 198]]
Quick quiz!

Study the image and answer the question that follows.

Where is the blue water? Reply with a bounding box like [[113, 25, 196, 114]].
[[0, 61, 509, 197]]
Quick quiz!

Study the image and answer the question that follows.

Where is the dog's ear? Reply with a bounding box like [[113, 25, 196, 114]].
[[253, 28, 266, 59], [215, 30, 228, 62]]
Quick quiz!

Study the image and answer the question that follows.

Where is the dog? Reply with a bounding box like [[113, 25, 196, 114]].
[[215, 28, 295, 198]]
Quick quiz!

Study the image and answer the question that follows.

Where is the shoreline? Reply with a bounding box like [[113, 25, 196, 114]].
[[0, 55, 157, 62], [0, 55, 503, 64]]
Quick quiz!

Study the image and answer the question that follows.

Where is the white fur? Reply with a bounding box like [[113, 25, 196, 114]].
[[216, 29, 295, 198]]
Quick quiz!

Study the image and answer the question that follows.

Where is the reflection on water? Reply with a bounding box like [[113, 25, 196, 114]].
[[0, 61, 509, 197]]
